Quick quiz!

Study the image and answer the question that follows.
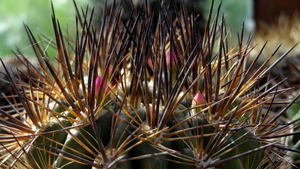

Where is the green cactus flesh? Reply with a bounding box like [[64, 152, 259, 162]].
[[26, 119, 71, 168], [54, 112, 112, 169], [217, 129, 263, 169]]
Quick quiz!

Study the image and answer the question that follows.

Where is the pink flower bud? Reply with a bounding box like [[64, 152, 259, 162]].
[[192, 92, 206, 107], [107, 66, 113, 74], [147, 58, 154, 69], [166, 48, 177, 68], [95, 76, 107, 95]]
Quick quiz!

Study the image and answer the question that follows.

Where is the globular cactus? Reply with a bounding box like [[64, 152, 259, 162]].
[[0, 1, 300, 169]]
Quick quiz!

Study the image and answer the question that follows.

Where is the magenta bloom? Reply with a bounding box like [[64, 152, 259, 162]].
[[95, 76, 107, 95], [147, 58, 154, 69], [192, 92, 206, 107], [166, 48, 177, 68]]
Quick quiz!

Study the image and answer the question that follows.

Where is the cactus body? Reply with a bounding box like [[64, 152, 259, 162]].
[[54, 112, 112, 168], [27, 119, 71, 168]]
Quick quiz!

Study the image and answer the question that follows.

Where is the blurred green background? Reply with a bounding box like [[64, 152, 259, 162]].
[[0, 0, 89, 58], [0, 0, 253, 58], [203, 0, 254, 37]]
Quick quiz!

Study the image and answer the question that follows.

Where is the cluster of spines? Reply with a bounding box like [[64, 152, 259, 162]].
[[0, 1, 299, 169]]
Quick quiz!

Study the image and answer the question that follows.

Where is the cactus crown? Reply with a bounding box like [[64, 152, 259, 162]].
[[0, 1, 299, 169]]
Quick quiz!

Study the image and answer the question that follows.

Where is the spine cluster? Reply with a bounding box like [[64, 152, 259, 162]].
[[0, 1, 299, 169]]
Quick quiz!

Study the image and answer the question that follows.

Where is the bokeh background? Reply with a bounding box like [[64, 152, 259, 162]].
[[0, 0, 88, 58], [0, 0, 255, 58], [1, 0, 300, 59]]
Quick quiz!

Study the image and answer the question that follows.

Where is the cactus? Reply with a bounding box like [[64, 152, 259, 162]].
[[0, 1, 300, 168]]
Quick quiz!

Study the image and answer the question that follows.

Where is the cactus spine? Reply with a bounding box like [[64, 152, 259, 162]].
[[0, 1, 299, 168]]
